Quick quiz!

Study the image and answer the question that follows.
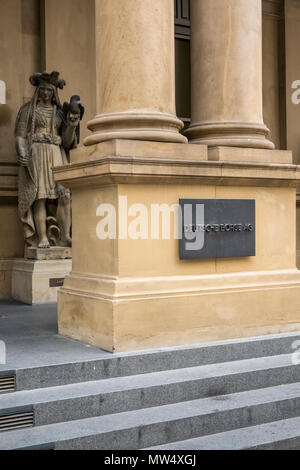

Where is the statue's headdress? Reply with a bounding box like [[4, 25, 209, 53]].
[[29, 71, 66, 90], [25, 72, 66, 146]]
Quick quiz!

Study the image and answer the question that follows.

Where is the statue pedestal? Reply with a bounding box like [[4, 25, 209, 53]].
[[54, 140, 300, 352], [12, 258, 72, 305], [25, 247, 72, 261]]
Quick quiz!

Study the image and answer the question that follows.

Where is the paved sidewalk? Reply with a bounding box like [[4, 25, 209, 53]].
[[0, 300, 111, 372]]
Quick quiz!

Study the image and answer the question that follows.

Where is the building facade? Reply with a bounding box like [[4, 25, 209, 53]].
[[1, 0, 300, 351]]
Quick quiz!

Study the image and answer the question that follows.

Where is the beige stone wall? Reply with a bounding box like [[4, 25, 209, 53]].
[[118, 184, 296, 277], [1, 0, 300, 299], [0, 202, 23, 259], [0, 0, 96, 148], [285, 0, 300, 164], [262, 6, 285, 150], [0, 0, 23, 164], [284, 0, 300, 267], [56, 140, 300, 351], [21, 0, 42, 102], [0, 0, 41, 297], [43, 0, 96, 143], [0, 0, 97, 298], [0, 199, 23, 298], [0, 0, 41, 162], [297, 198, 300, 266], [71, 184, 119, 277]]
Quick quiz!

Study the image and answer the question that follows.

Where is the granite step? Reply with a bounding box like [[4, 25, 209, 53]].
[[7, 331, 300, 391], [0, 382, 300, 449], [147, 416, 300, 450], [0, 353, 298, 426]]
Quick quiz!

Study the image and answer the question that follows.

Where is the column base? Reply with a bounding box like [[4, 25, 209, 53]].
[[58, 270, 300, 352], [185, 122, 275, 150], [55, 142, 300, 353], [84, 112, 187, 146], [12, 259, 72, 305]]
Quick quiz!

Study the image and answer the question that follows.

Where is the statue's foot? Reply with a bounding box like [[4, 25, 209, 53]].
[[38, 238, 50, 249], [59, 236, 72, 248]]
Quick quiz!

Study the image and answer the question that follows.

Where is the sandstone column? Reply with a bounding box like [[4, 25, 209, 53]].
[[185, 0, 274, 149], [84, 0, 187, 145]]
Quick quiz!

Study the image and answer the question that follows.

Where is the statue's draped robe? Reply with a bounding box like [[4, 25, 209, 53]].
[[15, 102, 75, 246]]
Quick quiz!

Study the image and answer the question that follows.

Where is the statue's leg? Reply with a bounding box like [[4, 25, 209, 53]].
[[33, 199, 50, 248], [57, 197, 72, 247]]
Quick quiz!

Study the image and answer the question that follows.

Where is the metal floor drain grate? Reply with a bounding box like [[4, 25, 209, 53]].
[[0, 411, 34, 432], [0, 375, 15, 393]]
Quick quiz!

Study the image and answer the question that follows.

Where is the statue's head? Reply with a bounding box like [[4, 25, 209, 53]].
[[38, 82, 55, 103], [29, 71, 66, 107]]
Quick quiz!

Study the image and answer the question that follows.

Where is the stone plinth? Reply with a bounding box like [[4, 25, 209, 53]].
[[12, 259, 72, 305], [208, 147, 293, 164], [25, 247, 72, 261], [54, 140, 300, 352]]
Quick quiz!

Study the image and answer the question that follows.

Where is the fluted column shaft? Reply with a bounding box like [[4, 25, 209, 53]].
[[185, 0, 274, 149], [84, 0, 186, 146]]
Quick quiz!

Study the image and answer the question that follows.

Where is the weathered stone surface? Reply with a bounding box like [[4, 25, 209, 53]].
[[25, 247, 72, 261], [84, 0, 186, 145], [15, 72, 81, 251], [12, 258, 72, 304], [56, 143, 300, 352], [208, 147, 293, 164], [186, 0, 274, 150]]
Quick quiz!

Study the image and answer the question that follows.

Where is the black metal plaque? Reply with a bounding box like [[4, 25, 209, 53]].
[[49, 278, 64, 288], [179, 199, 255, 259]]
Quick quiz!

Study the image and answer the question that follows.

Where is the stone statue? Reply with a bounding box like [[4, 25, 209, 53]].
[[15, 72, 84, 250]]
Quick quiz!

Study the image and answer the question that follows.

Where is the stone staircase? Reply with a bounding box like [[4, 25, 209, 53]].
[[0, 332, 300, 450]]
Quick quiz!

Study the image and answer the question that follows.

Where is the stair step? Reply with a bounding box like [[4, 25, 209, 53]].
[[0, 382, 300, 450], [0, 353, 298, 425], [6, 331, 300, 391], [147, 416, 300, 450]]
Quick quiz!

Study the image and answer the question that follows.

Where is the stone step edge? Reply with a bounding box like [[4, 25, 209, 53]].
[[0, 353, 297, 419], [0, 382, 300, 450], [9, 331, 300, 390], [146, 416, 300, 450]]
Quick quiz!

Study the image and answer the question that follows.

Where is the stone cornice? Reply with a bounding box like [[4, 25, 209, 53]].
[[53, 141, 299, 189], [54, 154, 300, 189]]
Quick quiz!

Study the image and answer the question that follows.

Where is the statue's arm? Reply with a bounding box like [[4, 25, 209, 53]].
[[61, 122, 78, 151], [15, 136, 29, 163], [15, 104, 30, 167]]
